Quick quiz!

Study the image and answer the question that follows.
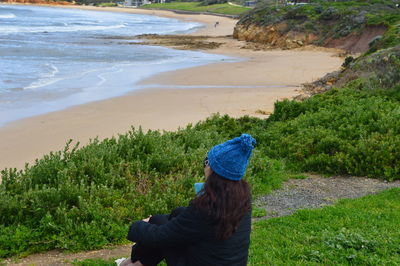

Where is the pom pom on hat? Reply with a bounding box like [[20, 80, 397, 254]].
[[208, 134, 256, 181]]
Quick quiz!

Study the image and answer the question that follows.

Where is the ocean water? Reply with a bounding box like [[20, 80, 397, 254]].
[[0, 5, 232, 126]]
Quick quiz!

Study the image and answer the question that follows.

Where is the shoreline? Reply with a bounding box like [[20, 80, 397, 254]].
[[0, 5, 344, 171], [1, 3, 237, 36]]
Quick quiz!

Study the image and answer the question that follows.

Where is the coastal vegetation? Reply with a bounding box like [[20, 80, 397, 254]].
[[1, 0, 400, 263], [141, 2, 251, 16], [0, 123, 297, 258], [1, 77, 399, 259]]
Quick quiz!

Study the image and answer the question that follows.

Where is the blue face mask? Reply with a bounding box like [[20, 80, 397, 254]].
[[194, 182, 204, 195]]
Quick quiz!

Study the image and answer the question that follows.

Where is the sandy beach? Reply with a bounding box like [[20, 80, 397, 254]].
[[0, 6, 343, 171]]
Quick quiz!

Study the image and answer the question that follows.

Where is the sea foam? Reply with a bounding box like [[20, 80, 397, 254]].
[[0, 13, 16, 19], [0, 24, 126, 34]]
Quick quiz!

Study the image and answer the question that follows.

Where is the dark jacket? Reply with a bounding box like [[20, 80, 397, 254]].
[[128, 202, 251, 266]]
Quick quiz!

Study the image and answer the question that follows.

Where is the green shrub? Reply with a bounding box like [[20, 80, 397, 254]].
[[0, 120, 293, 258], [263, 87, 400, 180]]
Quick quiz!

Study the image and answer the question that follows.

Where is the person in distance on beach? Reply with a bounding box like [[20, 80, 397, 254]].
[[119, 134, 256, 266]]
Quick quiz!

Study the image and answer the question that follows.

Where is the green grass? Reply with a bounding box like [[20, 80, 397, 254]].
[[252, 206, 267, 218], [72, 188, 400, 265], [141, 2, 251, 16], [249, 188, 400, 265], [96, 2, 118, 7], [72, 258, 117, 266]]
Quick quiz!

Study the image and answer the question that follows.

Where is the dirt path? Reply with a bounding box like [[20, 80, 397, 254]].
[[254, 175, 400, 220], [4, 175, 400, 265], [3, 244, 132, 266]]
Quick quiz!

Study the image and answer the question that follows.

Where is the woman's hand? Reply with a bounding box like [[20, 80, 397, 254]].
[[142, 216, 151, 223]]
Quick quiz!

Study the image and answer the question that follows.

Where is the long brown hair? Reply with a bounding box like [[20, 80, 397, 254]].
[[193, 171, 251, 240]]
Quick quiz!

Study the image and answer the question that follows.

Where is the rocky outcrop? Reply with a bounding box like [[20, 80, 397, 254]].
[[233, 24, 319, 50], [296, 71, 341, 100], [233, 23, 386, 53]]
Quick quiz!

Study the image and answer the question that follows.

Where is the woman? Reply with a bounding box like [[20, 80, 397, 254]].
[[120, 134, 256, 266]]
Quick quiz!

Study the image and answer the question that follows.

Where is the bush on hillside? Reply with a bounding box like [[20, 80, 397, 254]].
[[263, 87, 400, 180], [368, 24, 400, 52], [337, 45, 400, 90]]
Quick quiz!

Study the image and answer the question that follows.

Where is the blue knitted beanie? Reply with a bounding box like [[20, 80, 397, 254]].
[[208, 134, 256, 181]]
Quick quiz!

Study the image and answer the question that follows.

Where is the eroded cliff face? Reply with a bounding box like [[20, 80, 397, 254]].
[[233, 23, 386, 53], [233, 24, 319, 50]]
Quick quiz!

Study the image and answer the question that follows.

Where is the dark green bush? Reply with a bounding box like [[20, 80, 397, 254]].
[[342, 55, 355, 67], [263, 88, 400, 180]]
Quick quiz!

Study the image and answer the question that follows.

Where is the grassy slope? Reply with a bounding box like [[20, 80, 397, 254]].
[[141, 2, 251, 16], [250, 188, 400, 265]]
